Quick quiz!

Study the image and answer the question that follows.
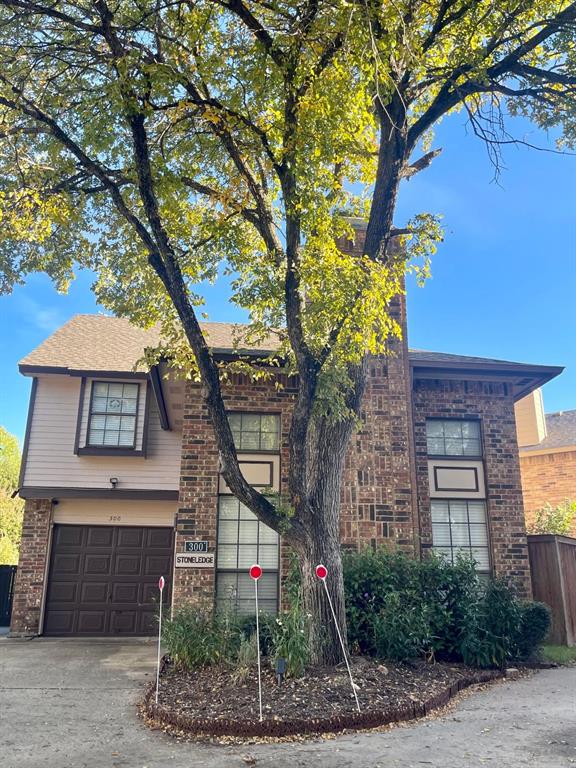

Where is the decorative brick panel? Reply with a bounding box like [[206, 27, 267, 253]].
[[10, 498, 52, 635], [412, 379, 532, 598], [520, 450, 576, 535]]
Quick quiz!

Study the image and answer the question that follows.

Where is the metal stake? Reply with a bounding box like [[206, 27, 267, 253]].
[[254, 577, 263, 721], [320, 571, 361, 713], [155, 575, 165, 705]]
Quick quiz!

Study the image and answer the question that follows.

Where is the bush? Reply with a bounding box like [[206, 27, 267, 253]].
[[527, 500, 576, 535], [515, 601, 551, 659], [343, 547, 549, 668], [265, 593, 310, 677], [162, 607, 241, 669]]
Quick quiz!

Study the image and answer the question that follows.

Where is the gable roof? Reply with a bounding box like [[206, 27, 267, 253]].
[[18, 314, 563, 401], [521, 409, 576, 452]]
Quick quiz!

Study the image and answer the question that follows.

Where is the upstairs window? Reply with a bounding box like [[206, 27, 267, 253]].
[[426, 419, 482, 457], [228, 413, 280, 452], [88, 382, 139, 448]]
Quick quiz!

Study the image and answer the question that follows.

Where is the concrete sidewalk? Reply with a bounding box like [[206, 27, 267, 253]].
[[1, 639, 575, 767]]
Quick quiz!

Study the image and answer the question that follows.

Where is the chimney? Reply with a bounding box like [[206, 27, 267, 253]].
[[335, 218, 408, 344]]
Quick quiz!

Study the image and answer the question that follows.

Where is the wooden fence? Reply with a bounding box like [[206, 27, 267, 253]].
[[527, 534, 576, 646]]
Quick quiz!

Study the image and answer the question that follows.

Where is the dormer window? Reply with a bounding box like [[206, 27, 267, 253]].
[[88, 382, 139, 448]]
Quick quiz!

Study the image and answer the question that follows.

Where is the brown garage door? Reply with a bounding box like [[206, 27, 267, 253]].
[[44, 524, 173, 636]]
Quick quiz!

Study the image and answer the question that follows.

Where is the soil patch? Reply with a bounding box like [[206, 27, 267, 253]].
[[142, 657, 503, 739]]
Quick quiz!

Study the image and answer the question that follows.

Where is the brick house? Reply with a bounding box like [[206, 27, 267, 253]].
[[515, 391, 576, 533], [10, 295, 563, 636]]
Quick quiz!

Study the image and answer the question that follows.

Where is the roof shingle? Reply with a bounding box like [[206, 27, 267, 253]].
[[521, 410, 576, 452]]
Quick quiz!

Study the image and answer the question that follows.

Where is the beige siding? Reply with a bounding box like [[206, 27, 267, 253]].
[[23, 375, 182, 490], [515, 389, 547, 447], [53, 498, 176, 526]]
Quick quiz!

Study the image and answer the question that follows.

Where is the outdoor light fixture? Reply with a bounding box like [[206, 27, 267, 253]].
[[276, 657, 286, 686], [109, 477, 119, 488]]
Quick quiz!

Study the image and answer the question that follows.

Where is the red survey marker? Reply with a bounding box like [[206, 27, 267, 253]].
[[249, 564, 263, 580], [315, 564, 328, 580], [158, 575, 165, 591]]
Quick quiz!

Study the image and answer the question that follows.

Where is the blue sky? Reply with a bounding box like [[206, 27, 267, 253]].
[[1, 112, 575, 445]]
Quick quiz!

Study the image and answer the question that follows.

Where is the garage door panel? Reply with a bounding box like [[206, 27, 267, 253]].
[[144, 554, 172, 574], [86, 527, 114, 547], [114, 554, 142, 575], [111, 583, 139, 603], [54, 525, 84, 547], [77, 611, 107, 634], [44, 610, 75, 634], [80, 582, 108, 603], [110, 611, 137, 634], [84, 554, 112, 575], [146, 528, 173, 548], [47, 581, 77, 603], [44, 524, 173, 637], [116, 528, 144, 547], [139, 610, 158, 635], [51, 553, 82, 575]]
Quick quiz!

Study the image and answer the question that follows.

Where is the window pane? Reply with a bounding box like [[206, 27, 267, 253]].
[[107, 397, 122, 412], [261, 415, 279, 434], [118, 431, 134, 447], [426, 421, 444, 438], [239, 504, 257, 521], [444, 422, 462, 438], [242, 414, 261, 431], [432, 523, 451, 546], [259, 525, 279, 544], [450, 524, 471, 547], [228, 414, 241, 430], [122, 383, 138, 398], [448, 501, 468, 523], [240, 432, 260, 450], [121, 398, 137, 415], [217, 545, 238, 569], [108, 383, 124, 397], [462, 439, 481, 456], [90, 415, 106, 430], [427, 438, 445, 455], [470, 524, 488, 547], [461, 421, 480, 438], [468, 501, 487, 523], [237, 545, 258, 568], [445, 439, 464, 456], [92, 397, 108, 412], [218, 520, 239, 544], [105, 415, 121, 430], [89, 429, 104, 445], [260, 432, 279, 451], [238, 520, 258, 544], [471, 548, 490, 570], [103, 431, 120, 446], [93, 382, 108, 396], [431, 501, 450, 523], [219, 497, 239, 519], [120, 416, 135, 431]]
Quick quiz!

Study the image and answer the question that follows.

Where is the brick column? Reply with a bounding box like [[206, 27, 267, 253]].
[[10, 498, 53, 635]]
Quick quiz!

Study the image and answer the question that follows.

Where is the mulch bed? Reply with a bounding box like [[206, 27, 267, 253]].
[[141, 656, 504, 739]]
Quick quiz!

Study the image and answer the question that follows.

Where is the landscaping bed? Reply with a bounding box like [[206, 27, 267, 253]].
[[142, 657, 503, 738]]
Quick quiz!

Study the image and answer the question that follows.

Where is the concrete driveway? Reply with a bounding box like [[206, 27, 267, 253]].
[[1, 639, 575, 768]]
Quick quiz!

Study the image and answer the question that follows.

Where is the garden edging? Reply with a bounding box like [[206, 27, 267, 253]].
[[141, 668, 504, 738]]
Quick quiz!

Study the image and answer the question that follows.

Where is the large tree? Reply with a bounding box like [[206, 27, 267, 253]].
[[1, 0, 575, 663], [0, 427, 24, 565]]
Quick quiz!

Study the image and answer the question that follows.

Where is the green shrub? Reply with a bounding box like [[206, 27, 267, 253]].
[[373, 592, 432, 661], [515, 601, 551, 659], [343, 547, 549, 668], [266, 593, 310, 677], [162, 606, 240, 669]]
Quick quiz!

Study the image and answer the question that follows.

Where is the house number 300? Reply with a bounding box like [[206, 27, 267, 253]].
[[109, 515, 121, 522]]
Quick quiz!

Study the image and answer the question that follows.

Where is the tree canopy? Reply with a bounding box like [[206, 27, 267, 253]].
[[0, 426, 23, 565], [1, 0, 576, 658]]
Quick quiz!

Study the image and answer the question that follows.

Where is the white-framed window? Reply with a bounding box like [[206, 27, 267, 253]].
[[228, 413, 280, 451], [426, 419, 482, 457], [431, 499, 490, 573], [88, 381, 139, 448], [215, 496, 279, 614]]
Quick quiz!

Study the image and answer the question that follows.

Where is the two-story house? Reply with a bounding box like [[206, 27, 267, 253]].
[[10, 241, 563, 637]]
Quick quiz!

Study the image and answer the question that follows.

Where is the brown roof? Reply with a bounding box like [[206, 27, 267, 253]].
[[19, 313, 563, 394], [19, 314, 281, 373], [521, 409, 576, 452]]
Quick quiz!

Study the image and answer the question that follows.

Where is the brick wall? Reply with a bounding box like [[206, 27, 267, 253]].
[[412, 379, 532, 598], [10, 498, 52, 635], [520, 450, 576, 535]]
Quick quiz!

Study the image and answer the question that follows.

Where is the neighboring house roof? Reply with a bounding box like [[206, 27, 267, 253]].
[[521, 409, 576, 452], [18, 314, 563, 401]]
